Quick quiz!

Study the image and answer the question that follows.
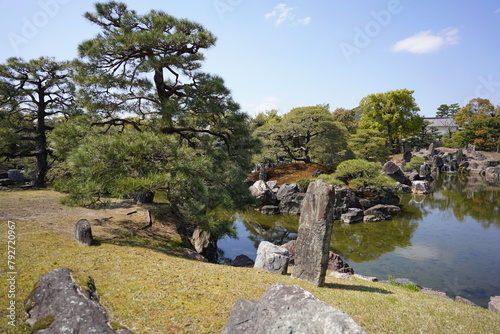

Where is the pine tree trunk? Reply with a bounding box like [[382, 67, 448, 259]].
[[33, 104, 48, 188]]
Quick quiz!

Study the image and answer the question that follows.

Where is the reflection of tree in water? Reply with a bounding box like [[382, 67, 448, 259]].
[[237, 211, 299, 249], [431, 174, 500, 228], [217, 175, 499, 264], [332, 204, 420, 263]]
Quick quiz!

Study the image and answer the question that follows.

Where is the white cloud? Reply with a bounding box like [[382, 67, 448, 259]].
[[265, 4, 310, 26], [254, 96, 280, 113], [297, 16, 311, 26], [392, 28, 459, 54], [495, 8, 500, 14]]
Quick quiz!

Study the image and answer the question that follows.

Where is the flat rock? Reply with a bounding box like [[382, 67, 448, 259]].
[[222, 283, 367, 334], [364, 204, 401, 219], [421, 288, 452, 300], [455, 296, 479, 307], [354, 274, 378, 282], [488, 296, 500, 312], [330, 271, 353, 280], [24, 268, 131, 333], [341, 208, 364, 224]]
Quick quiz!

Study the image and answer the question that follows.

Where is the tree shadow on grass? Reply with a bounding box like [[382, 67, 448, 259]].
[[324, 282, 393, 294], [93, 206, 188, 259]]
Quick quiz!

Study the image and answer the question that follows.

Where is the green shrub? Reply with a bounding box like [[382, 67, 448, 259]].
[[332, 159, 397, 190], [404, 156, 427, 172], [317, 174, 344, 187], [296, 177, 315, 192]]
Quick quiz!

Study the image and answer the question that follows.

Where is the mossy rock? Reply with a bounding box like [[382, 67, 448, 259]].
[[31, 313, 55, 332]]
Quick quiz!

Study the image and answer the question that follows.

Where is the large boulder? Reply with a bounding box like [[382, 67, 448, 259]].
[[261, 205, 280, 215], [332, 188, 363, 219], [327, 252, 354, 274], [419, 162, 433, 180], [292, 179, 335, 287], [282, 240, 354, 274], [254, 241, 289, 275], [24, 268, 131, 334], [488, 296, 500, 312], [231, 254, 255, 267], [357, 191, 400, 209], [74, 219, 93, 246], [0, 178, 13, 186], [7, 169, 25, 185], [432, 155, 444, 169], [340, 208, 364, 224], [382, 161, 411, 186], [409, 171, 422, 181], [396, 183, 412, 194], [276, 183, 300, 201], [364, 204, 401, 220], [281, 239, 297, 264], [249, 180, 278, 206], [189, 228, 218, 263], [278, 192, 305, 215], [222, 283, 367, 334], [412, 180, 431, 194], [266, 180, 279, 192], [485, 167, 500, 182]]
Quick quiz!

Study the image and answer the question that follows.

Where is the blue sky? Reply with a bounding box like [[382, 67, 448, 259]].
[[1, 0, 499, 117]]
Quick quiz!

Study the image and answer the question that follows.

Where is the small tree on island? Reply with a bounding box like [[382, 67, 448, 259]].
[[252, 105, 350, 167]]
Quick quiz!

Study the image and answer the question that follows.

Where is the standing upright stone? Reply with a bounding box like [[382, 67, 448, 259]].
[[428, 143, 436, 156], [74, 219, 93, 246], [403, 151, 412, 163], [292, 179, 335, 286], [455, 149, 464, 165], [259, 167, 269, 181]]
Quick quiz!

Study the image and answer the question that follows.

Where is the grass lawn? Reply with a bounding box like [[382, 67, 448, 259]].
[[1, 190, 499, 333]]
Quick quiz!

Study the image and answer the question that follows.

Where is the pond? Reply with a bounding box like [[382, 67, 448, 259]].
[[217, 174, 500, 308]]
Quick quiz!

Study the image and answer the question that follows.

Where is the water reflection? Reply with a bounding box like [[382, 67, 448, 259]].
[[332, 215, 418, 262], [219, 175, 500, 262], [430, 174, 500, 228], [235, 211, 299, 249], [217, 174, 500, 307]]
